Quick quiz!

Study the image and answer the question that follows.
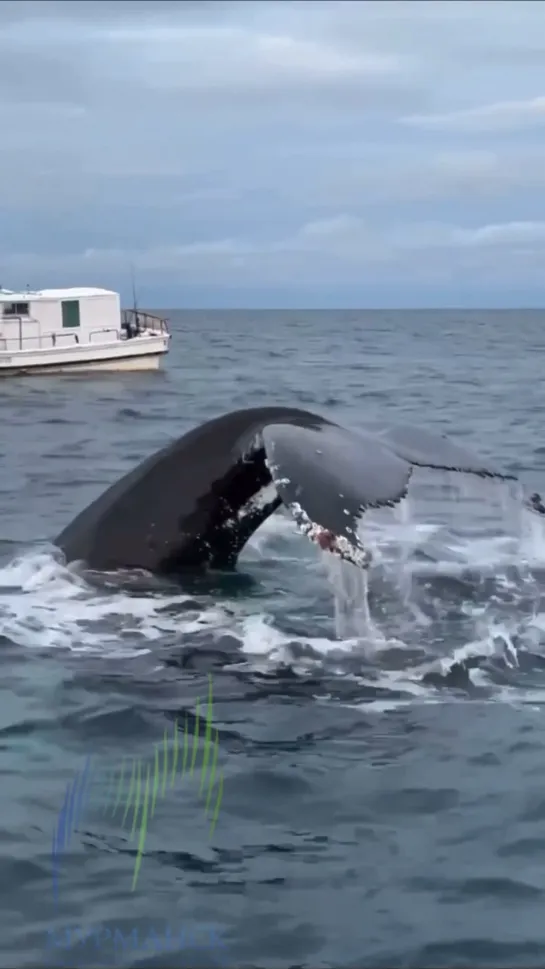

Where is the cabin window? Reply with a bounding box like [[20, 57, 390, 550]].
[[61, 299, 80, 328], [3, 302, 29, 316]]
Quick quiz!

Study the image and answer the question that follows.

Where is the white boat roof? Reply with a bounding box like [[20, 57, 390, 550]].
[[0, 287, 117, 301]]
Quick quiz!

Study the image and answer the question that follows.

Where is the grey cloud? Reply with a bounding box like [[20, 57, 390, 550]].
[[403, 97, 545, 134], [296, 147, 545, 209], [1, 0, 545, 304], [0, 1, 238, 25], [9, 215, 545, 277], [0, 49, 85, 106]]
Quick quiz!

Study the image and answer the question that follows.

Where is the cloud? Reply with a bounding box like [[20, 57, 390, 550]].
[[1, 0, 545, 305], [88, 24, 413, 123], [402, 96, 545, 134], [7, 217, 545, 295], [299, 147, 545, 209]]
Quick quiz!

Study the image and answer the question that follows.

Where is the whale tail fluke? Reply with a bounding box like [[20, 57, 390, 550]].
[[54, 406, 530, 577], [262, 421, 412, 568]]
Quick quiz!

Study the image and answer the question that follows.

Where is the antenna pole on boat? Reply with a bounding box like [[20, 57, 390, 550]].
[[130, 262, 139, 329]]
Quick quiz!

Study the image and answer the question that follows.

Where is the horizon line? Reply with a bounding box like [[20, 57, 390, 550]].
[[134, 305, 545, 312]]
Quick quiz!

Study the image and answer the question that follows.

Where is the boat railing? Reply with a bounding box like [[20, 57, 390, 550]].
[[121, 309, 169, 336], [0, 324, 170, 353], [0, 308, 170, 353], [89, 328, 121, 343], [0, 331, 83, 351]]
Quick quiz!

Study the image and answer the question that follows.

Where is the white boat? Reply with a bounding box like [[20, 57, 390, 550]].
[[0, 286, 170, 375]]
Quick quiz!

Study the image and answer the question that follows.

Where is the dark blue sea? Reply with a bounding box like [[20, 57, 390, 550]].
[[3, 309, 545, 969]]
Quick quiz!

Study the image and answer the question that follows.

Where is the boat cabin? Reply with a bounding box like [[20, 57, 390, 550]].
[[0, 286, 122, 352]]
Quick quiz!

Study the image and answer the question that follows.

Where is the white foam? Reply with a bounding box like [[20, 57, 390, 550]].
[[0, 547, 230, 656], [1, 474, 545, 712]]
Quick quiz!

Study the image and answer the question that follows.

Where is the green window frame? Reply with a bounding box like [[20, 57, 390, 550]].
[[61, 300, 80, 328]]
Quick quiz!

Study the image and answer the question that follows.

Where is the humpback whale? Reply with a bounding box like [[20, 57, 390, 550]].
[[54, 405, 533, 578]]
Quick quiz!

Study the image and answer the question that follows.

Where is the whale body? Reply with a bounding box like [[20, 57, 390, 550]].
[[54, 405, 522, 577]]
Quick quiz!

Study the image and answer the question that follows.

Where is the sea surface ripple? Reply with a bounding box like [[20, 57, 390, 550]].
[[2, 310, 545, 968]]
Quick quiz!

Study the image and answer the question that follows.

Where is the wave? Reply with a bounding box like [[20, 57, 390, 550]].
[[3, 469, 545, 713]]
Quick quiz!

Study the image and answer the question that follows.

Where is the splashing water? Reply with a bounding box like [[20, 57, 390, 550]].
[[321, 471, 545, 692], [3, 472, 545, 709], [325, 555, 374, 643]]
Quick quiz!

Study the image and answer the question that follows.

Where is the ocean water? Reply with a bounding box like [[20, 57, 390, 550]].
[[3, 310, 545, 968]]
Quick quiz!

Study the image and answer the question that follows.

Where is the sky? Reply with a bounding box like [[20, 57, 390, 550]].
[[2, 0, 545, 307]]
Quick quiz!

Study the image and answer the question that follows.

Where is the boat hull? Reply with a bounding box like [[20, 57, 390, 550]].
[[0, 337, 169, 376]]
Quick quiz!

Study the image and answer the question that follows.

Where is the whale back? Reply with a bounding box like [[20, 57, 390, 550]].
[[55, 405, 520, 578], [55, 406, 331, 573]]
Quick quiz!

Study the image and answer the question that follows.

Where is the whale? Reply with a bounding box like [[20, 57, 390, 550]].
[[54, 405, 530, 578]]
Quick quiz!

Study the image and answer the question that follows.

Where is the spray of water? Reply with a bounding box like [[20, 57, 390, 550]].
[[3, 470, 545, 711], [323, 470, 545, 661], [325, 555, 373, 642]]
